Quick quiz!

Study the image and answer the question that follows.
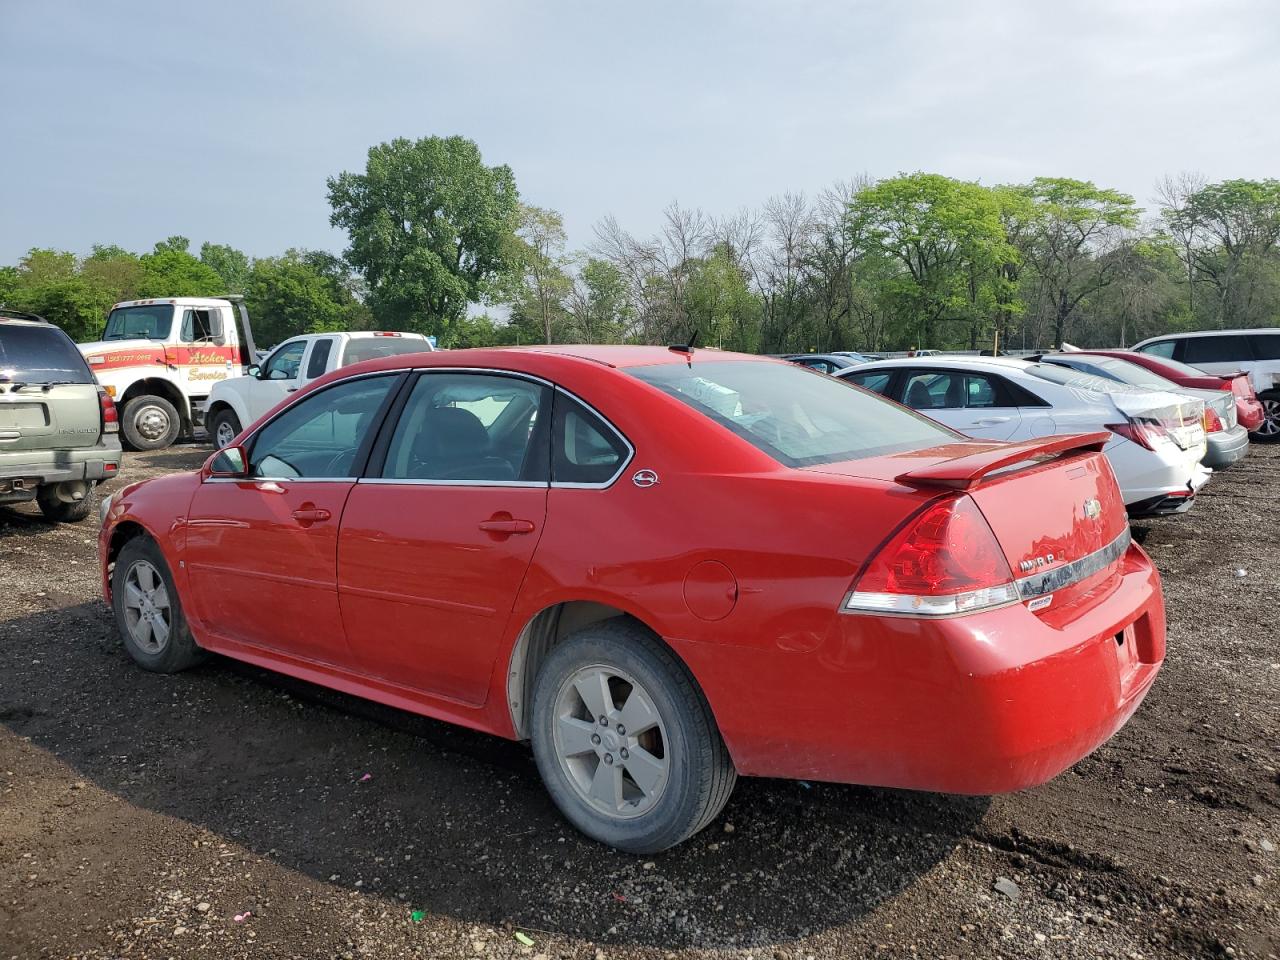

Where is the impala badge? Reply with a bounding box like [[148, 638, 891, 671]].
[[632, 469, 660, 488], [1083, 497, 1102, 520]]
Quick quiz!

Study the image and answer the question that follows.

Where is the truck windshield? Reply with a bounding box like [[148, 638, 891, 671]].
[[628, 359, 959, 467], [103, 305, 174, 341], [0, 324, 94, 384]]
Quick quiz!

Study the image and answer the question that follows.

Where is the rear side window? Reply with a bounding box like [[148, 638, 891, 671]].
[[1137, 340, 1176, 359], [342, 336, 431, 365], [0, 323, 94, 384], [1249, 334, 1280, 360], [1183, 335, 1250, 364], [306, 338, 333, 379], [629, 360, 958, 467], [553, 394, 630, 485]]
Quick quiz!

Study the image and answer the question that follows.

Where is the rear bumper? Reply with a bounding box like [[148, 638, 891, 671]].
[[1203, 425, 1250, 468], [1124, 463, 1211, 517], [0, 438, 122, 503], [673, 544, 1165, 794]]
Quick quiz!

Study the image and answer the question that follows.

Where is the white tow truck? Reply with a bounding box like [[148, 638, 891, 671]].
[[78, 296, 259, 450], [204, 330, 435, 447]]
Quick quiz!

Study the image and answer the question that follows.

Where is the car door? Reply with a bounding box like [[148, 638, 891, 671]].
[[896, 368, 1021, 439], [184, 373, 401, 664], [247, 339, 308, 422], [337, 371, 552, 706]]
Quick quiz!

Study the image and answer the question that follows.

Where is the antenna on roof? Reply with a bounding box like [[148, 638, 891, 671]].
[[668, 328, 699, 355]]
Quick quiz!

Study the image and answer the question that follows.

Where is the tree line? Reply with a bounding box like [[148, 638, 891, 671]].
[[3, 135, 1278, 353]]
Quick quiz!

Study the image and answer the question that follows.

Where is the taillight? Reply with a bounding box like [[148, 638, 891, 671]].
[[1203, 408, 1223, 433], [99, 390, 119, 434], [1106, 419, 1169, 451], [843, 495, 1019, 617]]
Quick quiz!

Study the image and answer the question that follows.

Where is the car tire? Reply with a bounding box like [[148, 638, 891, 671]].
[[530, 619, 736, 853], [121, 395, 182, 451], [208, 408, 243, 449], [1253, 392, 1280, 443], [112, 536, 203, 673], [36, 482, 94, 523]]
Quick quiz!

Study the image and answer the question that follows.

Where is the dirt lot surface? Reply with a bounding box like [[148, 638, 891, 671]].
[[1, 443, 1277, 960]]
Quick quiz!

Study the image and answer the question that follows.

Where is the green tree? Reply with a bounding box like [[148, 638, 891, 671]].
[[327, 135, 521, 339], [137, 237, 224, 298], [244, 250, 370, 349], [1012, 177, 1139, 347], [846, 174, 1017, 350], [685, 243, 761, 351], [200, 242, 251, 293], [509, 204, 571, 343], [1, 249, 113, 340], [565, 258, 631, 343]]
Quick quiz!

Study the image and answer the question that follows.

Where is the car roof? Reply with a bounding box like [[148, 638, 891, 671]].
[[112, 297, 235, 308], [850, 356, 1035, 374], [1135, 328, 1280, 343], [504, 345, 770, 368]]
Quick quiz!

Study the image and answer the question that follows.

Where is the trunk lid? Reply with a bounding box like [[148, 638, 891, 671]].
[[1107, 388, 1206, 453], [808, 434, 1130, 612], [0, 382, 103, 452]]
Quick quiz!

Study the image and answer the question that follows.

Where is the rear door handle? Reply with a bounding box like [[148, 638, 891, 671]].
[[478, 518, 535, 534], [291, 506, 332, 523], [973, 416, 1011, 425]]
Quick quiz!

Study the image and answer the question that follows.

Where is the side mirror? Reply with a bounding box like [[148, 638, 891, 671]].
[[248, 364, 262, 378], [205, 445, 248, 479]]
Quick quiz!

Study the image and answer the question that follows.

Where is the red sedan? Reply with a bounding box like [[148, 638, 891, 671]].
[[1079, 349, 1264, 433], [99, 346, 1165, 852]]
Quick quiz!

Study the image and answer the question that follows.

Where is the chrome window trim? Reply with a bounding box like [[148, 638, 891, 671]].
[[203, 476, 358, 484], [1014, 527, 1132, 600], [359, 477, 548, 489]]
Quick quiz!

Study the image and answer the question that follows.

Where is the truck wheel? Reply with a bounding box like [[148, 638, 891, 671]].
[[36, 481, 93, 523], [530, 619, 736, 853], [208, 408, 243, 449], [1254, 392, 1280, 443], [121, 395, 181, 450], [112, 536, 203, 673]]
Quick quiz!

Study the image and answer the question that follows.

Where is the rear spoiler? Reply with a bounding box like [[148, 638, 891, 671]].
[[896, 432, 1112, 491]]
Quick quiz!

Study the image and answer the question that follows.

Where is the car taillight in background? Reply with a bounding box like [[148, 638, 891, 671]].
[[99, 389, 119, 434], [1106, 418, 1171, 451], [843, 495, 1019, 616], [1203, 408, 1223, 433]]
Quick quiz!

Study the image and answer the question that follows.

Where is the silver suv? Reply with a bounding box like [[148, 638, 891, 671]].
[[1131, 328, 1280, 440], [1, 311, 123, 522]]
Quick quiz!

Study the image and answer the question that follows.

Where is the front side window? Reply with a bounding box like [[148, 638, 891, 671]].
[[1183, 335, 1249, 364], [553, 394, 630, 485], [382, 373, 549, 483], [1137, 339, 1176, 359], [842, 370, 892, 395], [248, 375, 395, 479], [180, 308, 223, 343], [103, 304, 173, 341], [629, 360, 958, 467], [263, 340, 307, 380]]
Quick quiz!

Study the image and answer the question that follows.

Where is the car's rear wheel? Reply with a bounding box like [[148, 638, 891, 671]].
[[36, 481, 93, 523], [121, 395, 181, 450], [530, 619, 736, 853], [112, 537, 203, 673], [1254, 392, 1280, 443], [209, 408, 243, 449]]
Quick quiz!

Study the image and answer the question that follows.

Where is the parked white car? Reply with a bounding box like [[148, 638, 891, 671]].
[[1130, 328, 1280, 439], [205, 331, 433, 447], [838, 356, 1210, 516]]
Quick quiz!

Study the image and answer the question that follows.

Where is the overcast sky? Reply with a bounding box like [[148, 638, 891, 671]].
[[3, 0, 1278, 265]]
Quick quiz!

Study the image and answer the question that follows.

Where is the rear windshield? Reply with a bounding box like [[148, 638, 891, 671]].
[[103, 304, 174, 341], [628, 359, 959, 467], [1082, 357, 1177, 390], [1134, 355, 1224, 380], [0, 323, 94, 384], [342, 337, 432, 365]]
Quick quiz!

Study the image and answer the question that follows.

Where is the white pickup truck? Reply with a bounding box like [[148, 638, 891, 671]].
[[204, 331, 434, 447]]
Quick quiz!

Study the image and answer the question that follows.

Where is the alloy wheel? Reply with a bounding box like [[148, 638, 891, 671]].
[[552, 664, 670, 820], [1257, 398, 1280, 438], [122, 559, 171, 654], [215, 419, 237, 448]]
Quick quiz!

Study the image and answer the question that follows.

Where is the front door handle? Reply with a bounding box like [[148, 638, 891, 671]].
[[478, 518, 535, 534], [291, 505, 332, 523]]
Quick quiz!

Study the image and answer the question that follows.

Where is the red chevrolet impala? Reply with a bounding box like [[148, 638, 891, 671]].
[[99, 346, 1165, 852]]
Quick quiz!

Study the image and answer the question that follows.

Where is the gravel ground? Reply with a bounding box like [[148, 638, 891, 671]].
[[1, 443, 1277, 960]]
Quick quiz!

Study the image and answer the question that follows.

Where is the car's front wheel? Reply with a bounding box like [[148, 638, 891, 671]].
[[121, 395, 182, 450], [1254, 392, 1280, 443], [111, 536, 203, 673], [208, 407, 243, 449], [530, 619, 736, 853]]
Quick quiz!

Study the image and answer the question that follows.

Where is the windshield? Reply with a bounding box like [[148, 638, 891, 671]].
[[342, 337, 432, 364], [628, 359, 960, 467], [0, 324, 94, 384], [103, 304, 174, 341]]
